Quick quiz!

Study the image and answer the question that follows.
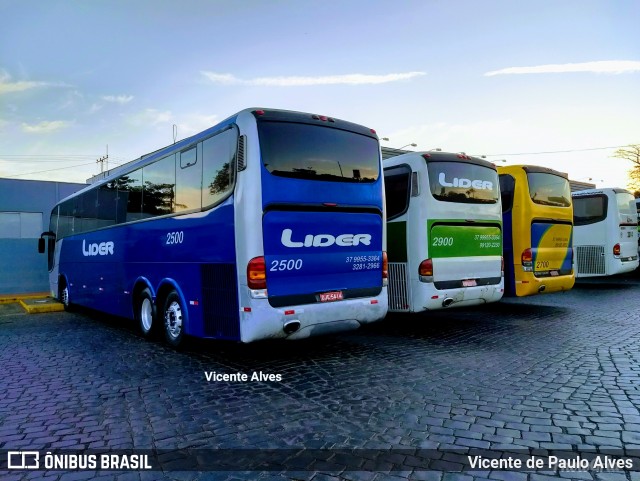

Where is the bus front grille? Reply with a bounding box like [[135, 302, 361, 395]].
[[201, 263, 240, 339], [388, 262, 411, 312], [576, 245, 606, 275]]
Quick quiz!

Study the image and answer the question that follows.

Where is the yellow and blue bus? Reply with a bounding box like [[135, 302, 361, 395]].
[[498, 165, 574, 296], [38, 108, 388, 346], [384, 152, 503, 312]]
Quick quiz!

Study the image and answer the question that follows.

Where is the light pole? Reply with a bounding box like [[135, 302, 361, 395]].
[[398, 143, 417, 150]]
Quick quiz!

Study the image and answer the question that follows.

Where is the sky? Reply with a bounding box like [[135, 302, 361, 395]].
[[1, 0, 639, 188]]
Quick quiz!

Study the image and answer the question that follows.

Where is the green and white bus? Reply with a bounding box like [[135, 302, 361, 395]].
[[384, 151, 503, 312]]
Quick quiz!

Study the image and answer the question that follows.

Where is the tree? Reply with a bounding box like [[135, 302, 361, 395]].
[[612, 144, 640, 191]]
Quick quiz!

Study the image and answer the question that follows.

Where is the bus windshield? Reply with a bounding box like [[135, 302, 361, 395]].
[[527, 173, 571, 207], [427, 161, 499, 204], [258, 121, 379, 183]]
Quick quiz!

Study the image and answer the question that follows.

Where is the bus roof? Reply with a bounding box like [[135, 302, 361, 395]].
[[384, 151, 497, 171], [498, 164, 568, 179], [54, 107, 378, 207], [572, 187, 632, 197]]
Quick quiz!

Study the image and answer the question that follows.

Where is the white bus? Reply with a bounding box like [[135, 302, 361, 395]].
[[384, 151, 503, 312], [572, 188, 639, 277]]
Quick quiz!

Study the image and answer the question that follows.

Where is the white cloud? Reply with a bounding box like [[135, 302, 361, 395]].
[[0, 70, 70, 94], [174, 114, 220, 138], [201, 71, 426, 86], [102, 95, 134, 104], [21, 120, 71, 133], [128, 109, 173, 126], [0, 70, 47, 94], [485, 60, 640, 76]]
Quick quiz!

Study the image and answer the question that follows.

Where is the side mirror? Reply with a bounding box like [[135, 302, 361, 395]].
[[38, 237, 45, 253]]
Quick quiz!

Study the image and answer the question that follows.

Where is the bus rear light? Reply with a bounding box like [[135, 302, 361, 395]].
[[247, 256, 267, 289], [254, 109, 265, 116], [613, 243, 621, 256], [284, 309, 295, 315], [419, 258, 434, 282], [243, 307, 252, 312], [521, 248, 533, 272], [371, 299, 378, 304], [382, 252, 388, 279]]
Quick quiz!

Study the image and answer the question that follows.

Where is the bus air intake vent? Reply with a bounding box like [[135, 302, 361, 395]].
[[576, 245, 605, 275], [201, 263, 240, 339], [237, 135, 246, 171], [388, 262, 411, 312]]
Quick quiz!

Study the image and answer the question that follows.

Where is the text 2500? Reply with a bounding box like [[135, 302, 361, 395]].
[[270, 259, 303, 272], [166, 231, 184, 245]]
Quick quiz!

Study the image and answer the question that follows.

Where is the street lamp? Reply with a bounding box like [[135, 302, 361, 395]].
[[398, 143, 417, 150]]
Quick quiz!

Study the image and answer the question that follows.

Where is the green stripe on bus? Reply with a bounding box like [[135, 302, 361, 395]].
[[387, 221, 408, 262], [428, 222, 502, 258]]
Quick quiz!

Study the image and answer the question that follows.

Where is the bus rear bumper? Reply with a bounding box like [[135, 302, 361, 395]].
[[418, 283, 504, 311], [515, 273, 575, 296], [239, 289, 388, 343]]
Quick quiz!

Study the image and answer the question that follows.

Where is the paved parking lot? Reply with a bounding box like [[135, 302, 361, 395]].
[[2, 274, 640, 481]]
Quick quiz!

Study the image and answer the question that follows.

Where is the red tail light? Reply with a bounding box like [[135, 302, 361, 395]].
[[419, 259, 433, 277], [382, 251, 388, 279], [247, 256, 266, 289], [521, 248, 533, 272], [613, 243, 621, 256]]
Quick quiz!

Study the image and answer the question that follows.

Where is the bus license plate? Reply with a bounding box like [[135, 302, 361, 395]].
[[550, 270, 559, 277], [462, 279, 477, 287], [319, 291, 343, 302]]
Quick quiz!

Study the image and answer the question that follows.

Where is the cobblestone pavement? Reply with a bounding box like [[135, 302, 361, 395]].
[[2, 274, 640, 481]]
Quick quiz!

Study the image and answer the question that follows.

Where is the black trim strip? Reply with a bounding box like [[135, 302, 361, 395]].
[[433, 277, 502, 290], [533, 269, 573, 278], [268, 287, 382, 308], [263, 203, 382, 215]]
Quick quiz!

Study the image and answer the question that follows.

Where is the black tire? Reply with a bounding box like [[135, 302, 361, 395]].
[[162, 290, 185, 347], [59, 279, 73, 312], [135, 288, 156, 338]]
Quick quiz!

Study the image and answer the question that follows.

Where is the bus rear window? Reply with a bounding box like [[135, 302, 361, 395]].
[[527, 173, 571, 207], [616, 192, 636, 218], [573, 195, 606, 225], [427, 161, 499, 204], [257, 121, 379, 183]]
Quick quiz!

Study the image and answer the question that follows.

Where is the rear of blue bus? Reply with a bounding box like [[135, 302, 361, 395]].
[[234, 109, 388, 342]]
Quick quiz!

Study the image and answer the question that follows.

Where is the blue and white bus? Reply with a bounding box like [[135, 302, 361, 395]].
[[38, 108, 388, 346]]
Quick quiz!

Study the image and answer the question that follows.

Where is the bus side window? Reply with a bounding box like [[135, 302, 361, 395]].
[[384, 165, 412, 220], [499, 174, 515, 213], [142, 155, 176, 217], [120, 170, 143, 223], [202, 129, 237, 209], [176, 146, 202, 212]]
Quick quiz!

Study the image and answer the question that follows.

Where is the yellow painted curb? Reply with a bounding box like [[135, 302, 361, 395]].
[[0, 292, 50, 304], [19, 298, 65, 314]]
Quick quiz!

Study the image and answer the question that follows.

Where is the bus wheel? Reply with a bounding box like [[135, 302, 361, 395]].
[[60, 281, 72, 311], [136, 288, 156, 338], [163, 291, 184, 347]]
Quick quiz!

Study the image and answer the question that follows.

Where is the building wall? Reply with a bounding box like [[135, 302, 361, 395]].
[[0, 178, 85, 294]]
